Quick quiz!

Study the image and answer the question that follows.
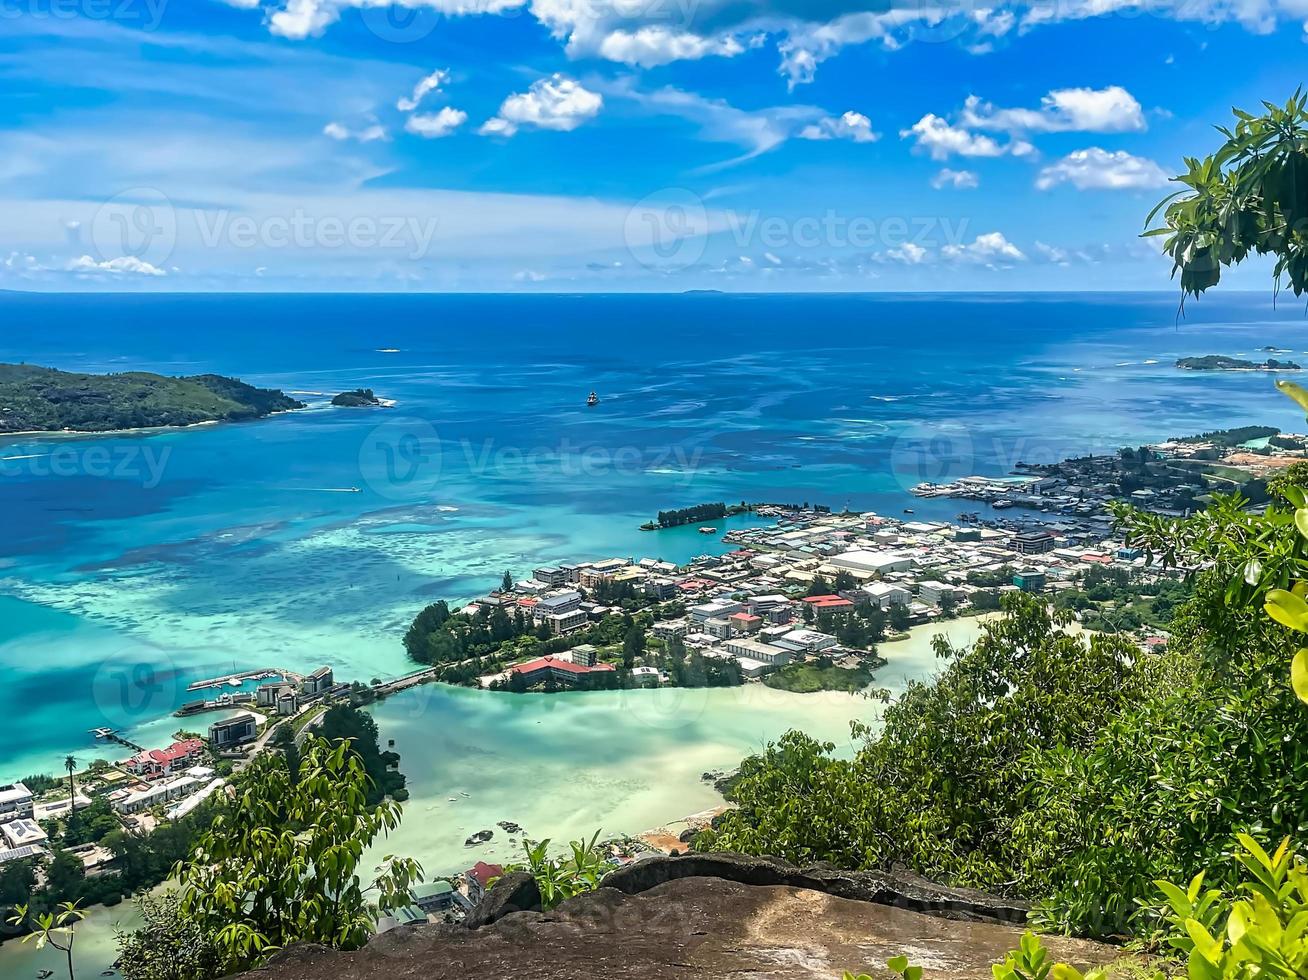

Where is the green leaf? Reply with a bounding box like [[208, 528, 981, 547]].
[[1292, 648, 1308, 704], [1276, 378, 1308, 414], [1264, 589, 1308, 632]]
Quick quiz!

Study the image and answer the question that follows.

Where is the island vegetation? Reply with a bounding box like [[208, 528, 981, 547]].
[[762, 657, 880, 694], [330, 388, 382, 407], [1176, 355, 1301, 371], [0, 364, 304, 433], [641, 501, 755, 530]]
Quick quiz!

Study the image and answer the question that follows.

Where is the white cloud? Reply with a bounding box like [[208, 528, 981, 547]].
[[397, 69, 450, 112], [596, 27, 745, 67], [268, 0, 524, 39], [943, 231, 1025, 264], [931, 168, 979, 189], [1035, 148, 1170, 190], [961, 86, 1147, 134], [900, 114, 1032, 160], [480, 74, 602, 137], [888, 242, 927, 264], [797, 110, 879, 143], [405, 107, 468, 138], [68, 255, 167, 276], [1035, 241, 1070, 264], [323, 120, 387, 142]]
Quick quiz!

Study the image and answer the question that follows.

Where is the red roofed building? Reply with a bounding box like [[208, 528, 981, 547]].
[[124, 738, 205, 780], [728, 612, 762, 634], [508, 656, 617, 689], [802, 595, 855, 611], [467, 861, 504, 904]]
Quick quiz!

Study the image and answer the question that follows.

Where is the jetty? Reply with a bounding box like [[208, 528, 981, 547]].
[[187, 667, 301, 693], [91, 727, 144, 752]]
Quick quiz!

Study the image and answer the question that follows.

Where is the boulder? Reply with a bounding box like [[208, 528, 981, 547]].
[[237, 877, 1118, 980], [463, 871, 541, 930]]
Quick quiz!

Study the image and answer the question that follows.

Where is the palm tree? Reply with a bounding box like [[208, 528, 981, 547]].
[[63, 755, 77, 808]]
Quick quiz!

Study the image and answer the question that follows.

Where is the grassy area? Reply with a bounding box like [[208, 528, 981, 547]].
[[763, 661, 877, 694]]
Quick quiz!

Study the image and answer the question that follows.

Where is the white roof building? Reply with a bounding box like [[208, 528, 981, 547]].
[[828, 550, 914, 575]]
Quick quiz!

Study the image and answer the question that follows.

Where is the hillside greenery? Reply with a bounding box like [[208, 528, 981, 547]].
[[0, 364, 304, 433]]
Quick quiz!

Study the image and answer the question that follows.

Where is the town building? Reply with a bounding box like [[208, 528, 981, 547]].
[[774, 629, 838, 654], [630, 666, 662, 687], [690, 600, 745, 623], [828, 550, 914, 575], [569, 644, 599, 667], [0, 783, 34, 824], [532, 566, 569, 587], [918, 580, 959, 607], [1013, 569, 1047, 592], [652, 621, 689, 641], [863, 582, 911, 609], [257, 682, 297, 710], [413, 881, 457, 914], [535, 591, 582, 616], [703, 617, 734, 640], [643, 578, 677, 600], [1012, 531, 1057, 555], [802, 594, 856, 612], [1, 818, 47, 849], [111, 775, 200, 815], [723, 638, 792, 666], [542, 610, 587, 635], [728, 612, 762, 634], [208, 713, 258, 749]]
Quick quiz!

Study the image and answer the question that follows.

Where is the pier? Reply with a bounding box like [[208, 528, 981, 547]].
[[187, 667, 302, 693], [91, 727, 145, 752]]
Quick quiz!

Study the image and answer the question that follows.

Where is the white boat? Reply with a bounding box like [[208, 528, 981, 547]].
[[698, 526, 717, 534]]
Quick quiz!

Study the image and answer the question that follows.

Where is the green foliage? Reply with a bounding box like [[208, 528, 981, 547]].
[[762, 660, 877, 693], [1146, 90, 1308, 303], [0, 364, 304, 433], [503, 832, 611, 911], [653, 502, 727, 528], [310, 703, 407, 804], [174, 735, 422, 974], [115, 893, 225, 980], [7, 901, 86, 980]]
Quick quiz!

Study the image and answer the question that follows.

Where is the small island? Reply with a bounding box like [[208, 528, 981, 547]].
[[0, 363, 305, 433], [1176, 355, 1301, 371], [331, 388, 383, 408]]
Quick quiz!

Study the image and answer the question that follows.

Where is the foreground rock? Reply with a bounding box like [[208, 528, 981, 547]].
[[241, 855, 1118, 980]]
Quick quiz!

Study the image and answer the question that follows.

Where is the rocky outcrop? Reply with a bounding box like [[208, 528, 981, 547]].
[[242, 876, 1117, 980]]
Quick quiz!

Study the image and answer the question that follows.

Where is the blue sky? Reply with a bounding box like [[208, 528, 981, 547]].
[[2, 0, 1306, 291]]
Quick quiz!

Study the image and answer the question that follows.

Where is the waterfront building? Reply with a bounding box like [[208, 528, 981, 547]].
[[630, 666, 662, 687], [111, 775, 200, 815], [774, 629, 838, 654], [723, 638, 792, 666], [532, 566, 569, 587], [301, 666, 334, 696], [0, 783, 34, 824], [536, 591, 582, 616], [508, 656, 616, 688], [277, 689, 300, 716], [413, 881, 457, 913], [918, 580, 959, 607], [257, 681, 297, 710], [863, 582, 911, 609], [557, 563, 584, 584], [209, 713, 258, 749], [124, 738, 205, 780]]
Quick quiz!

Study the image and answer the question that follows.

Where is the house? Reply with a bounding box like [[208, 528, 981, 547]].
[[508, 656, 616, 688], [124, 738, 205, 780], [863, 582, 911, 609], [413, 881, 457, 914], [208, 713, 258, 749], [0, 783, 35, 824], [1, 819, 47, 849], [467, 862, 503, 905], [630, 666, 662, 687]]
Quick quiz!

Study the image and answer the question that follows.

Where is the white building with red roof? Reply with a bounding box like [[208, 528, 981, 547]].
[[124, 738, 205, 780]]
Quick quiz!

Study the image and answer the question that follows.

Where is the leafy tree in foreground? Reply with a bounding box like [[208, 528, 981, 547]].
[[115, 893, 225, 980], [174, 735, 422, 974], [6, 900, 85, 980], [1147, 90, 1308, 303]]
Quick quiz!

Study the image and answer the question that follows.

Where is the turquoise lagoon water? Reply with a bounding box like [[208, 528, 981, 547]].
[[3, 291, 1308, 975]]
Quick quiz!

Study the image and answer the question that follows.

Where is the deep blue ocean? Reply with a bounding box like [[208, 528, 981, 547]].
[[2, 290, 1308, 780]]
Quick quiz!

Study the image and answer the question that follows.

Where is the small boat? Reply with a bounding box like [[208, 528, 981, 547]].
[[698, 526, 717, 534], [903, 508, 914, 515], [587, 391, 599, 407]]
